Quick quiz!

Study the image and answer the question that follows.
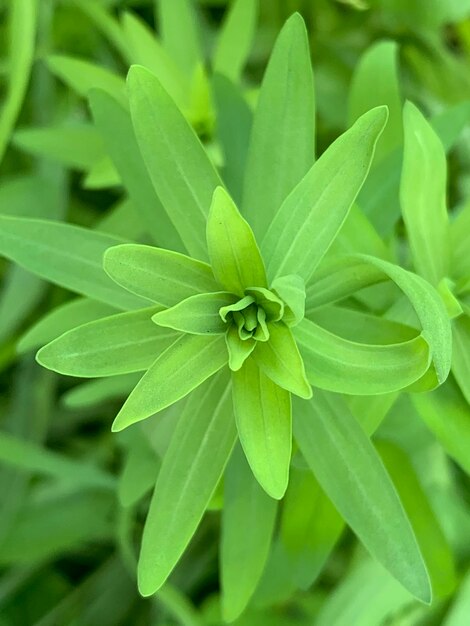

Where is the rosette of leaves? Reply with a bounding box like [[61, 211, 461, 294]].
[[0, 13, 453, 618]]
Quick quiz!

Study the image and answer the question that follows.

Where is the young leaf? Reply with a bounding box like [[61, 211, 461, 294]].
[[46, 55, 126, 105], [138, 372, 236, 595], [207, 187, 267, 295], [89, 89, 185, 252], [293, 391, 431, 603], [127, 65, 223, 260], [225, 325, 256, 370], [401, 101, 450, 285], [348, 41, 403, 162], [221, 443, 277, 622], [157, 0, 203, 77], [0, 216, 149, 310], [262, 106, 388, 282], [242, 13, 315, 239], [213, 0, 258, 84], [153, 291, 237, 334], [18, 298, 117, 354], [232, 357, 291, 499], [37, 307, 175, 377], [377, 440, 456, 598], [104, 243, 219, 307], [252, 322, 311, 398], [271, 275, 306, 326], [0, 0, 37, 162], [112, 334, 228, 431]]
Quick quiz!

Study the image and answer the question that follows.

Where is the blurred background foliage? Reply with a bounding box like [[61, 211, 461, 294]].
[[1, 0, 470, 624]]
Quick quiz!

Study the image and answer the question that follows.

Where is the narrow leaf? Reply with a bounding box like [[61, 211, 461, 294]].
[[207, 186, 267, 295], [262, 106, 388, 282], [63, 373, 141, 410], [293, 391, 431, 602], [37, 307, 175, 377], [157, 0, 203, 77], [138, 372, 236, 595], [104, 243, 219, 307], [153, 291, 236, 334], [112, 334, 228, 431], [242, 13, 315, 239], [271, 275, 306, 326], [232, 357, 291, 499]]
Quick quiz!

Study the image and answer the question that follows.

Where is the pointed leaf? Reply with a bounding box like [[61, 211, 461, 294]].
[[138, 372, 236, 595], [118, 433, 161, 508], [0, 216, 149, 310], [293, 391, 431, 602], [271, 275, 306, 326], [242, 13, 315, 239], [221, 443, 277, 622], [37, 307, 176, 377], [253, 322, 312, 398], [112, 334, 228, 431], [89, 89, 184, 252], [153, 291, 237, 334], [127, 65, 222, 260], [104, 243, 219, 307], [157, 0, 203, 77], [401, 101, 450, 285], [225, 326, 256, 371], [262, 106, 388, 282], [207, 186, 267, 295], [232, 357, 291, 499], [63, 373, 141, 410]]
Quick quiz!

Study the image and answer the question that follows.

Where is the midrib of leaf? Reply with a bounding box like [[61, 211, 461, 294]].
[[258, 368, 279, 491], [65, 329, 176, 360]]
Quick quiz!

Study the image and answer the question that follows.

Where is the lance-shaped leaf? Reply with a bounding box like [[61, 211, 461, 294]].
[[242, 13, 315, 239], [295, 317, 429, 395], [138, 372, 236, 596], [451, 310, 470, 404], [271, 275, 306, 326], [63, 373, 141, 410], [280, 466, 344, 590], [444, 568, 470, 625], [127, 65, 223, 260], [118, 431, 161, 508], [377, 441, 456, 598], [293, 392, 431, 603], [157, 0, 203, 77], [225, 325, 255, 371], [104, 244, 219, 307], [207, 186, 267, 296], [18, 298, 117, 354], [153, 291, 237, 335], [401, 102, 450, 285], [89, 89, 184, 252], [112, 334, 228, 431], [262, 106, 388, 282], [213, 0, 258, 84], [0, 216, 149, 310], [221, 443, 277, 622], [37, 307, 176, 377], [252, 322, 311, 399], [232, 357, 291, 499]]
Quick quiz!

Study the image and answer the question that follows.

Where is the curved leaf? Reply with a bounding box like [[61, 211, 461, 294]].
[[153, 291, 236, 334]]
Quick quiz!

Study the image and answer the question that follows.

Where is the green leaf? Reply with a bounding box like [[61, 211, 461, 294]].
[[118, 433, 161, 508], [280, 466, 344, 590], [401, 101, 450, 285], [444, 569, 470, 626], [295, 316, 429, 394], [412, 376, 470, 476], [225, 325, 256, 370], [138, 372, 236, 596], [232, 357, 291, 499], [212, 74, 253, 204], [104, 243, 219, 308], [13, 124, 106, 170], [271, 275, 306, 326], [451, 310, 470, 404], [213, 0, 258, 83], [377, 440, 456, 598], [207, 186, 267, 295], [221, 443, 277, 622], [242, 13, 315, 239], [252, 322, 311, 399], [293, 391, 431, 603], [0, 216, 149, 310], [46, 55, 126, 105], [63, 373, 141, 410], [0, 265, 44, 344], [37, 307, 176, 377], [18, 298, 117, 354], [121, 11, 187, 110], [348, 41, 402, 162], [112, 334, 228, 431], [157, 0, 203, 77], [89, 89, 185, 252], [153, 291, 236, 334], [127, 65, 223, 260], [0, 0, 37, 163], [262, 106, 388, 282]]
